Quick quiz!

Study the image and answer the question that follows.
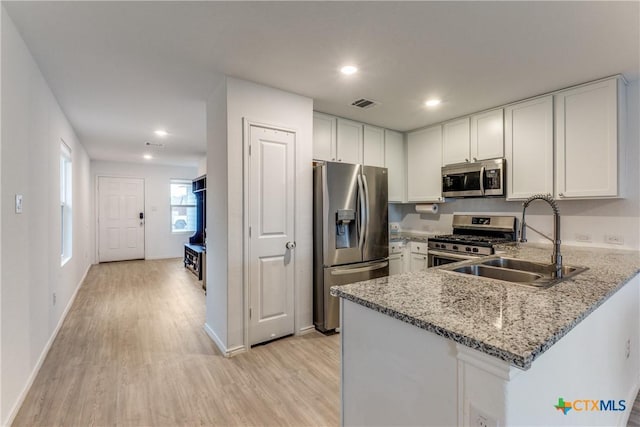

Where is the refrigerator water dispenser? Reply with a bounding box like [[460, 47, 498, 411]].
[[335, 209, 356, 249]]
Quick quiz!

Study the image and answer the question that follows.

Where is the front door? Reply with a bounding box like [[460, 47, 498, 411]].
[[98, 176, 145, 262], [248, 125, 295, 346]]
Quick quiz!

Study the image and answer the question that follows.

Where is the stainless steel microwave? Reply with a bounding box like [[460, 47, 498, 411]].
[[441, 158, 505, 198]]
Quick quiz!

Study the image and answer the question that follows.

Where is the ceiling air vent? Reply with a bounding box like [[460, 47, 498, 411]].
[[350, 98, 380, 110]]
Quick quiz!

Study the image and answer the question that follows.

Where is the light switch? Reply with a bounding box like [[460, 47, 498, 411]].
[[15, 194, 23, 213]]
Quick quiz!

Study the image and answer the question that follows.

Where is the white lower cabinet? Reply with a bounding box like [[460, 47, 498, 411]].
[[409, 242, 428, 273], [389, 242, 407, 276], [389, 253, 404, 276]]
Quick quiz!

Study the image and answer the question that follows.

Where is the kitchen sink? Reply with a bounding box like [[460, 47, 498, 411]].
[[443, 257, 588, 288]]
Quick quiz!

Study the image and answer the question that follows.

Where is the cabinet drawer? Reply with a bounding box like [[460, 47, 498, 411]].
[[390, 242, 405, 254], [409, 241, 428, 255]]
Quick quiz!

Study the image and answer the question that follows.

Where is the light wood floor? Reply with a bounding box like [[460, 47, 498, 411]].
[[629, 390, 640, 426], [12, 259, 340, 427]]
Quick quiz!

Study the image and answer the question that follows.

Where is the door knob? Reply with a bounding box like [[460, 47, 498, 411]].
[[286, 241, 296, 250]]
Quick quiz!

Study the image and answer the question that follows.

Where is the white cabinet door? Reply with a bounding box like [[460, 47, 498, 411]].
[[407, 125, 443, 202], [337, 118, 363, 164], [505, 96, 554, 200], [389, 253, 404, 276], [313, 112, 337, 161], [409, 253, 428, 272], [384, 129, 405, 202], [555, 78, 620, 199], [470, 108, 504, 161], [442, 117, 470, 165], [363, 125, 385, 167]]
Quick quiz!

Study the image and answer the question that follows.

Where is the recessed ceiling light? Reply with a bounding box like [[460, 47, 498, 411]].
[[425, 99, 441, 107], [154, 129, 168, 137], [143, 154, 153, 160], [340, 65, 358, 75]]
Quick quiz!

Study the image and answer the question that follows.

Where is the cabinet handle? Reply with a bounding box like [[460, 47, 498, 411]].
[[465, 158, 469, 162], [331, 158, 335, 161], [559, 193, 564, 197], [338, 158, 342, 162], [473, 157, 477, 161]]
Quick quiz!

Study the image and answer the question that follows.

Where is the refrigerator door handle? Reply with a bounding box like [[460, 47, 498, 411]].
[[362, 173, 370, 244], [357, 173, 365, 250], [330, 260, 389, 276]]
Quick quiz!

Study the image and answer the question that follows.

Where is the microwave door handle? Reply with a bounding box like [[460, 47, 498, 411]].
[[480, 165, 486, 196]]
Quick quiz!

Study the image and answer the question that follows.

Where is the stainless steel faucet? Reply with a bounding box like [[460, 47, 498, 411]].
[[519, 193, 563, 276]]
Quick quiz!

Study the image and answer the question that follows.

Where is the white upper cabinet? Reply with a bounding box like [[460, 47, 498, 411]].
[[363, 125, 385, 167], [313, 112, 337, 161], [384, 130, 406, 202], [407, 125, 443, 202], [470, 108, 504, 161], [336, 118, 363, 164], [505, 96, 554, 200], [442, 117, 471, 165], [555, 78, 621, 199]]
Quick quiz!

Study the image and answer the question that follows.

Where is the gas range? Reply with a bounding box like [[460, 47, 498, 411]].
[[427, 215, 517, 261]]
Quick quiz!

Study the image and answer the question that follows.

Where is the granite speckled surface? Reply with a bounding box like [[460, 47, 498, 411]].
[[331, 243, 640, 370], [389, 232, 438, 243]]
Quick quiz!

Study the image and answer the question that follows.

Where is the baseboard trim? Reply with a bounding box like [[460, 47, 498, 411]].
[[203, 323, 247, 357], [3, 263, 91, 427], [296, 325, 316, 336]]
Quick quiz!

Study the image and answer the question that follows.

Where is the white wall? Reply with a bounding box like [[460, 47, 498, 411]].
[[205, 74, 229, 349], [1, 9, 93, 425], [205, 76, 313, 354], [91, 160, 198, 261], [390, 79, 640, 250], [196, 156, 207, 176]]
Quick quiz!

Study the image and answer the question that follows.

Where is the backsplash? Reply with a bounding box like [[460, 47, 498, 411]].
[[390, 196, 640, 250]]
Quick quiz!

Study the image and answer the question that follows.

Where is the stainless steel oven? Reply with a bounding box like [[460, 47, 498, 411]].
[[442, 158, 505, 198], [427, 250, 483, 268], [427, 214, 518, 268]]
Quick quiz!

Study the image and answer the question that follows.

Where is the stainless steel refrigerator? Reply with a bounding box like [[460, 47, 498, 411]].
[[313, 161, 389, 332]]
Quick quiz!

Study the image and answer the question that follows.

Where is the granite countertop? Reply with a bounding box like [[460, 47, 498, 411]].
[[331, 243, 640, 370], [390, 232, 439, 243]]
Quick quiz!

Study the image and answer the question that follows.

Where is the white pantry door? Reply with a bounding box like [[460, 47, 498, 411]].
[[248, 125, 295, 346], [98, 177, 145, 262]]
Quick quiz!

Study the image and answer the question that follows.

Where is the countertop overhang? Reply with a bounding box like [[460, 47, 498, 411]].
[[331, 243, 640, 369]]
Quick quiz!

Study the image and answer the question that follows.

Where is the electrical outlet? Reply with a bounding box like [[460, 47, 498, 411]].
[[575, 233, 592, 243], [52, 292, 57, 306], [389, 223, 400, 232], [605, 234, 624, 245], [470, 404, 498, 427], [15, 194, 23, 214], [626, 338, 631, 359]]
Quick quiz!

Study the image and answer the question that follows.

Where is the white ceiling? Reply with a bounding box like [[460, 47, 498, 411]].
[[4, 1, 639, 167]]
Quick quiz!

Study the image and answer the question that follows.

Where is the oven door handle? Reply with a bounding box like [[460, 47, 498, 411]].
[[479, 165, 486, 196], [428, 250, 481, 261]]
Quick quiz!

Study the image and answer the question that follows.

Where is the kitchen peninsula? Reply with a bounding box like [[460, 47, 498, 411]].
[[332, 243, 640, 426]]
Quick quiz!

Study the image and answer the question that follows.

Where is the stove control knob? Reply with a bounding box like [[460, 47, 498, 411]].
[[452, 245, 458, 250], [472, 248, 479, 253], [465, 247, 471, 252]]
